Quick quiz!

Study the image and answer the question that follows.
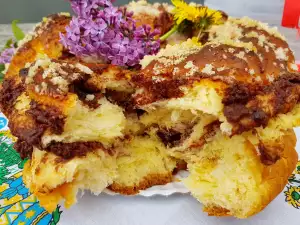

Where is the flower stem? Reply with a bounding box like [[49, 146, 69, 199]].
[[159, 24, 179, 41], [196, 28, 203, 40]]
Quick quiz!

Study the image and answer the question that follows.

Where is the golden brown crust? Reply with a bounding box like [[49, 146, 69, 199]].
[[5, 15, 70, 81], [108, 172, 173, 195], [203, 206, 230, 217], [258, 130, 298, 216], [136, 48, 300, 135], [23, 160, 77, 213], [202, 129, 298, 218], [23, 147, 118, 213], [134, 17, 300, 135]]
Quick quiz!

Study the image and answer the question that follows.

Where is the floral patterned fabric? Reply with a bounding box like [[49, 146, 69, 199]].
[[0, 113, 62, 225]]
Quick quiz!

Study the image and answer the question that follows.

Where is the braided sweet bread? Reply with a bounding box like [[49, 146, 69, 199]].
[[0, 1, 299, 219]]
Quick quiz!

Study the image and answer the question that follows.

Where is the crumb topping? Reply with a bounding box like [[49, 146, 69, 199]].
[[172, 67, 180, 75], [266, 74, 275, 82], [254, 76, 262, 82], [258, 35, 267, 47], [290, 63, 299, 71], [275, 47, 289, 61], [141, 39, 201, 68], [201, 64, 215, 75], [235, 51, 246, 60], [86, 94, 95, 101], [264, 45, 270, 52], [184, 61, 199, 76], [25, 59, 91, 95], [127, 0, 162, 17], [229, 17, 286, 41], [249, 69, 255, 75], [217, 67, 226, 72]]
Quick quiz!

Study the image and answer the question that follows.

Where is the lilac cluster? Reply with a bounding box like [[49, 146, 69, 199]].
[[60, 0, 161, 67], [0, 47, 15, 64]]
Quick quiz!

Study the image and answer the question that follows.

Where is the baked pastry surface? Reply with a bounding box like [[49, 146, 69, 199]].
[[0, 1, 299, 218]]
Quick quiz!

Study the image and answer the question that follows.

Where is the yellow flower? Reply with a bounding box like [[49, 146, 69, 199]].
[[200, 7, 223, 25], [190, 37, 202, 47], [171, 0, 202, 24], [160, 0, 224, 41], [285, 185, 300, 209], [171, 0, 223, 25]]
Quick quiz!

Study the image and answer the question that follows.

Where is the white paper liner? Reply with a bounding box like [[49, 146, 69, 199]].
[[103, 170, 190, 196]]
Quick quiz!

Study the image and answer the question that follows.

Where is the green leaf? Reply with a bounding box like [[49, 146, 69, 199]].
[[0, 64, 5, 72], [0, 72, 4, 83], [11, 20, 25, 41], [4, 39, 13, 49]]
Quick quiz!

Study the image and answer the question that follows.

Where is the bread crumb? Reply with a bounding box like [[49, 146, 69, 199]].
[[86, 94, 95, 101], [153, 64, 163, 75], [275, 47, 288, 61], [184, 61, 199, 76], [245, 31, 259, 38], [249, 69, 255, 75], [152, 76, 166, 82], [50, 76, 69, 92], [41, 82, 48, 93], [209, 21, 243, 42], [268, 42, 276, 49], [266, 74, 274, 82], [228, 48, 235, 53], [235, 51, 245, 60], [141, 39, 201, 68], [184, 61, 194, 69], [258, 35, 266, 47], [76, 63, 93, 74], [173, 67, 179, 75], [201, 64, 215, 75], [127, 0, 161, 16], [290, 63, 299, 71], [229, 17, 286, 41], [217, 67, 226, 72], [258, 54, 263, 62], [254, 76, 262, 82], [35, 85, 41, 93], [265, 45, 270, 52]]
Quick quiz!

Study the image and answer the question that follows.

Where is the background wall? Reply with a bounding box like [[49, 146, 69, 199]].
[[206, 0, 285, 26], [0, 0, 284, 25], [0, 0, 70, 23], [13, 0, 291, 24], [0, 0, 203, 23]]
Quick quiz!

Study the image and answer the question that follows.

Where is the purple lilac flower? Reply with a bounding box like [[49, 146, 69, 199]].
[[0, 47, 15, 64], [70, 0, 112, 18], [61, 0, 161, 67]]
